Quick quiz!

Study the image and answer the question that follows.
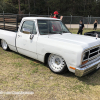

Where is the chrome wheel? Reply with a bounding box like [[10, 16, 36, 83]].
[[1, 39, 9, 50], [48, 54, 67, 73]]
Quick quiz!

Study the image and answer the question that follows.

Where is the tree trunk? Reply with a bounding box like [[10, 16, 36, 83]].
[[18, 0, 21, 14], [28, 0, 30, 13]]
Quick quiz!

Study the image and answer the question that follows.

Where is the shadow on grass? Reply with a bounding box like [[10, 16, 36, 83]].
[[9, 50, 47, 67], [12, 51, 44, 65], [78, 68, 100, 86], [62, 68, 100, 86]]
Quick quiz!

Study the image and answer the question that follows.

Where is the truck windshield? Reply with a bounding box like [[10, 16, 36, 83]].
[[37, 20, 70, 35]]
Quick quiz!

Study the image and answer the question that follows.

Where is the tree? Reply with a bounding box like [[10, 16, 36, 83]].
[[18, 0, 21, 14], [0, 0, 100, 16]]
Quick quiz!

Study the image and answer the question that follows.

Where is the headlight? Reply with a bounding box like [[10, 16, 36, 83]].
[[83, 51, 89, 60]]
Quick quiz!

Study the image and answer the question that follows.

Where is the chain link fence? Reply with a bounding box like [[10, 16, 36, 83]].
[[62, 16, 100, 29], [0, 13, 100, 24], [90, 17, 100, 24], [62, 16, 83, 24], [63, 16, 100, 24]]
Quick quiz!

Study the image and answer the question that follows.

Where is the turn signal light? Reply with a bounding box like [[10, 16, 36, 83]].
[[82, 60, 88, 65], [70, 66, 76, 70]]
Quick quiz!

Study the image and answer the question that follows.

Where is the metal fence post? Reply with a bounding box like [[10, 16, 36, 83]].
[[83, 17, 84, 24], [90, 15, 91, 24], [87, 15, 89, 28], [70, 15, 72, 29], [29, 12, 30, 16], [88, 15, 89, 24]]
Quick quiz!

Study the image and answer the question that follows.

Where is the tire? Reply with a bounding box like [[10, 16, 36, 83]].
[[1, 39, 9, 50], [48, 54, 68, 74]]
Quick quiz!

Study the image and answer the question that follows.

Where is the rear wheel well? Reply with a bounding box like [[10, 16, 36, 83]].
[[44, 53, 51, 64], [0, 39, 10, 50]]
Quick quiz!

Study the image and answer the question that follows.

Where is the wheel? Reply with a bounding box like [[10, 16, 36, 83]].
[[1, 39, 9, 50], [48, 54, 68, 74]]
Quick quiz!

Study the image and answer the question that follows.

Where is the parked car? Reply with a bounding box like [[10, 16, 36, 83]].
[[0, 17, 100, 77], [84, 31, 100, 38]]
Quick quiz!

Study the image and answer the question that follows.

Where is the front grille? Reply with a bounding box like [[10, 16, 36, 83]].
[[90, 47, 99, 53], [89, 47, 99, 58], [89, 51, 98, 58], [83, 46, 100, 61]]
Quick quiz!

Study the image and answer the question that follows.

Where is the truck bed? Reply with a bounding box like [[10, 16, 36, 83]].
[[0, 29, 17, 51]]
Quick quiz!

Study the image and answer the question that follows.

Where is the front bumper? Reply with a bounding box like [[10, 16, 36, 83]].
[[75, 57, 100, 77]]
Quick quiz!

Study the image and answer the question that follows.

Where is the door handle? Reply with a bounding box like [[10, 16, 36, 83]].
[[18, 35, 22, 37]]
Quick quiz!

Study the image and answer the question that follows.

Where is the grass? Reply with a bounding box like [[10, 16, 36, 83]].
[[0, 29, 100, 99], [69, 28, 100, 34]]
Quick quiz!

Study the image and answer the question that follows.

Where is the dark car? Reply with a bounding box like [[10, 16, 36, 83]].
[[84, 31, 100, 38]]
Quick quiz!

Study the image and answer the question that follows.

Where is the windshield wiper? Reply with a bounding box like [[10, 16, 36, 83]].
[[48, 32, 63, 35], [62, 31, 68, 33], [51, 32, 62, 35], [58, 32, 62, 35]]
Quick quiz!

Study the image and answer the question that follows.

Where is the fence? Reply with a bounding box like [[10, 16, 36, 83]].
[[0, 13, 100, 31], [62, 16, 100, 24], [62, 16, 100, 29]]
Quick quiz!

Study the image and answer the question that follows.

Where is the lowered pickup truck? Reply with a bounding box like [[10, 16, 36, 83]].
[[0, 17, 100, 77]]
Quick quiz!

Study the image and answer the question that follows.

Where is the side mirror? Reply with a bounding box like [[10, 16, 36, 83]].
[[22, 28, 31, 34], [30, 34, 34, 39]]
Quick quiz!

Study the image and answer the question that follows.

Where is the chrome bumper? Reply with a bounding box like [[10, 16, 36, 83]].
[[75, 58, 100, 77]]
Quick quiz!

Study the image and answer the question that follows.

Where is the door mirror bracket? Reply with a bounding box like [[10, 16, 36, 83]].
[[30, 34, 34, 39]]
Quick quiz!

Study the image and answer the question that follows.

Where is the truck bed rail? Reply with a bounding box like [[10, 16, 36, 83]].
[[0, 14, 49, 32], [0, 15, 18, 32]]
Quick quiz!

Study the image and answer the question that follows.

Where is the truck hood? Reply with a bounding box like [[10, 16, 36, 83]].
[[49, 33, 100, 50]]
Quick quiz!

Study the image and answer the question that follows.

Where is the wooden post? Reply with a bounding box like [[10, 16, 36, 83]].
[[16, 15, 18, 31]]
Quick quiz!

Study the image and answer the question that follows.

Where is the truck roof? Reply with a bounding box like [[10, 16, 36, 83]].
[[22, 17, 60, 20]]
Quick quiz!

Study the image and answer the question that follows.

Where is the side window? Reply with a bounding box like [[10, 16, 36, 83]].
[[21, 21, 36, 34]]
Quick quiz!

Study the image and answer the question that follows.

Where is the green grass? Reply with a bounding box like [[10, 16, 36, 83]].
[[69, 28, 100, 34], [0, 30, 100, 100], [32, 67, 38, 73], [12, 62, 22, 67]]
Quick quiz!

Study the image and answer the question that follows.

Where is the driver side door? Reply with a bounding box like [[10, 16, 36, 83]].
[[16, 20, 38, 59]]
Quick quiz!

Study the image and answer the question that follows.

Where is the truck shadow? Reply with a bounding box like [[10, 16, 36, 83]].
[[63, 68, 100, 86], [78, 69, 100, 86], [10, 50, 47, 66]]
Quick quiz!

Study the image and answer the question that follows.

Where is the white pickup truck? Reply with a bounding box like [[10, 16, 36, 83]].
[[0, 17, 100, 77]]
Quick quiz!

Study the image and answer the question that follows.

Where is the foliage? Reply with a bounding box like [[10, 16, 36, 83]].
[[0, 0, 100, 16]]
